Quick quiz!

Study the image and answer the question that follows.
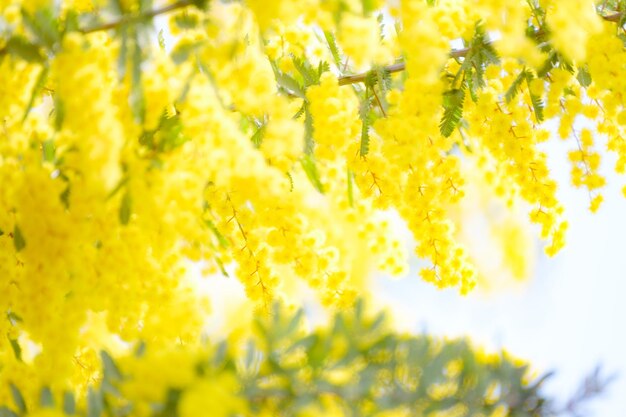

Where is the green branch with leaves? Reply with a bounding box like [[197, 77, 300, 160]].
[[0, 300, 615, 417]]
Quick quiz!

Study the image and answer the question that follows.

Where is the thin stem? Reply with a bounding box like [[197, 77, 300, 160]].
[[372, 87, 386, 117], [338, 62, 405, 86], [80, 0, 194, 34]]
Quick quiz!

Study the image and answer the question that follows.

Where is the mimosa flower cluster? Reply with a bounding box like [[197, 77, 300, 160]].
[[0, 0, 624, 408]]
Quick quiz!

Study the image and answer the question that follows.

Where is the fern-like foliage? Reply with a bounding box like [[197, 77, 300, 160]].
[[524, 71, 545, 123], [440, 87, 466, 138], [505, 68, 529, 103], [2, 300, 614, 417]]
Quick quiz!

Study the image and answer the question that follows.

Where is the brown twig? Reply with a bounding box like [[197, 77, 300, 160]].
[[372, 87, 386, 117], [603, 11, 623, 22], [338, 62, 405, 86]]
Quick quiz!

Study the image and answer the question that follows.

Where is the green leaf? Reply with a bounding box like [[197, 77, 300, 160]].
[[63, 391, 75, 415], [292, 56, 323, 87], [277, 72, 306, 98], [157, 29, 165, 50], [13, 225, 26, 252], [213, 340, 227, 366], [244, 339, 256, 370], [558, 54, 574, 74], [563, 86, 576, 96], [529, 91, 544, 123], [301, 154, 324, 193], [536, 51, 558, 78], [359, 83, 370, 157], [576, 66, 592, 87], [101, 350, 123, 382], [323, 31, 342, 68], [60, 186, 71, 209], [62, 9, 80, 35], [171, 40, 203, 65], [304, 105, 314, 155], [159, 388, 182, 417], [21, 7, 60, 50], [465, 69, 479, 103], [87, 387, 102, 417], [150, 112, 188, 152], [478, 39, 500, 66], [117, 25, 129, 78], [375, 65, 392, 92], [41, 139, 55, 163], [173, 12, 199, 29], [286, 333, 318, 354], [100, 351, 122, 397], [504, 68, 528, 103], [318, 60, 330, 77], [439, 87, 466, 137], [22, 65, 49, 123], [286, 308, 304, 336], [53, 95, 65, 130], [457, 24, 500, 93], [3, 36, 45, 63], [8, 336, 22, 361], [271, 62, 306, 98], [359, 94, 371, 157], [138, 0, 153, 12], [119, 191, 132, 225], [214, 256, 229, 278], [10, 384, 26, 414], [292, 103, 306, 120], [130, 38, 145, 123], [135, 340, 146, 357], [40, 387, 53, 407], [204, 219, 229, 248], [525, 73, 544, 123], [361, 0, 377, 15], [250, 120, 267, 149], [190, 0, 209, 9], [108, 176, 127, 200], [0, 407, 19, 417], [6, 311, 22, 324]]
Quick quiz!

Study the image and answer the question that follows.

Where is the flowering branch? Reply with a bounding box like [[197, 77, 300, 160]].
[[338, 11, 624, 86]]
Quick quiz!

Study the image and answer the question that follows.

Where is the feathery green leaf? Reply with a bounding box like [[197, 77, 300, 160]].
[[576, 66, 592, 87], [301, 154, 324, 193], [525, 72, 544, 123], [13, 225, 26, 252], [505, 68, 528, 103], [22, 66, 49, 123], [440, 87, 466, 137]]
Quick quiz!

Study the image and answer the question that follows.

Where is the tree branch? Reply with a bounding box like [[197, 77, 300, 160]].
[[80, 0, 194, 34], [338, 62, 405, 86], [338, 11, 624, 86], [603, 11, 623, 22]]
